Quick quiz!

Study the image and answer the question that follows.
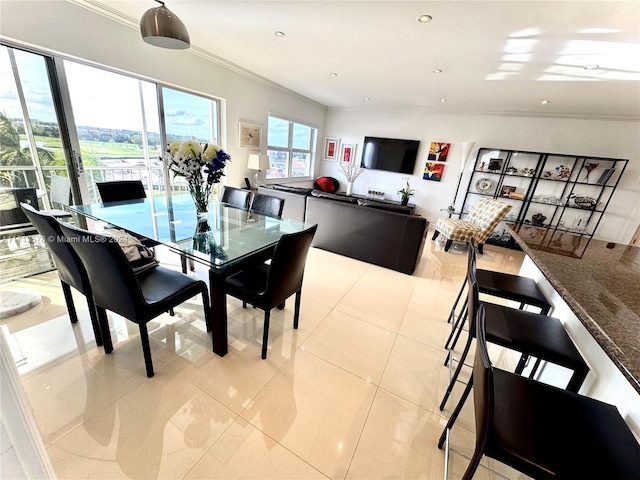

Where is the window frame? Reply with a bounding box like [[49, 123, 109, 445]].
[[266, 114, 317, 183]]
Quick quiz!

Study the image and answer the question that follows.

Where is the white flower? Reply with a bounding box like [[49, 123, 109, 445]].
[[168, 142, 181, 155], [178, 141, 202, 158], [202, 144, 221, 161]]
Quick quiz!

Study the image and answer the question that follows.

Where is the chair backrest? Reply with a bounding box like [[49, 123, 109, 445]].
[[466, 198, 512, 244], [1, 188, 38, 228], [220, 186, 251, 210], [96, 180, 146, 203], [20, 203, 91, 295], [266, 224, 317, 305], [250, 193, 285, 218], [472, 304, 494, 460], [58, 221, 146, 322], [466, 241, 480, 334], [49, 174, 72, 207]]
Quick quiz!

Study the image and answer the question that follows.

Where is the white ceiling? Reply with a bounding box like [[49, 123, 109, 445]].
[[72, 0, 640, 120]]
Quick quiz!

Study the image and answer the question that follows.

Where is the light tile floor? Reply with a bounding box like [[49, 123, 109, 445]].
[[1, 231, 534, 480]]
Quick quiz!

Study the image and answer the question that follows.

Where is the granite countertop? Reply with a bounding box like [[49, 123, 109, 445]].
[[505, 225, 640, 393]]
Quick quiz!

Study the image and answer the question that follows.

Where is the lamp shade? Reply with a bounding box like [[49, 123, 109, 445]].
[[248, 154, 270, 171], [140, 2, 190, 50], [460, 142, 476, 172]]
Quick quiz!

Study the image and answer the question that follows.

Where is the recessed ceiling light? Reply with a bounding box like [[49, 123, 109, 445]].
[[418, 15, 432, 23], [329, 72, 338, 77], [274, 31, 285, 37], [584, 65, 599, 70], [440, 98, 447, 102], [364, 97, 371, 101], [432, 69, 442, 74], [541, 100, 551, 105]]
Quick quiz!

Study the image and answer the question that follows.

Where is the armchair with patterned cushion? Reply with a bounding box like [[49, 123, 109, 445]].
[[432, 198, 511, 254]]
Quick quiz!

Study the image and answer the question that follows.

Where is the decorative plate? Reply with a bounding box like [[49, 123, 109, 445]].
[[475, 177, 495, 194]]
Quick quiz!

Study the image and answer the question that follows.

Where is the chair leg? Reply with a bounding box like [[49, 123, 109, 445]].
[[447, 278, 466, 324], [477, 243, 484, 255], [97, 307, 113, 354], [181, 255, 188, 274], [445, 296, 467, 350], [261, 310, 271, 360], [242, 301, 247, 308], [61, 281, 79, 324], [440, 333, 473, 411], [189, 258, 195, 272], [432, 230, 440, 241], [138, 322, 154, 378], [445, 302, 468, 358], [444, 239, 453, 252], [85, 293, 103, 347], [277, 301, 285, 310], [438, 377, 474, 448], [293, 290, 301, 329]]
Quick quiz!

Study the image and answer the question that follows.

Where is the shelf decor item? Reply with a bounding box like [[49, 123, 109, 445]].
[[488, 158, 502, 172], [339, 159, 364, 195], [582, 162, 599, 181], [475, 177, 495, 194], [500, 185, 516, 197], [164, 141, 231, 216]]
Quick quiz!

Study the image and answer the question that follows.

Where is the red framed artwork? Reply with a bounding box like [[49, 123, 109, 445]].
[[324, 137, 340, 161], [341, 144, 356, 164], [423, 162, 445, 181]]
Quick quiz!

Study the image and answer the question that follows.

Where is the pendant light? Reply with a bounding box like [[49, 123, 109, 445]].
[[140, 0, 190, 50]]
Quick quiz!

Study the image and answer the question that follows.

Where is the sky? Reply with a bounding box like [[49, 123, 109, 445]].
[[0, 46, 215, 141]]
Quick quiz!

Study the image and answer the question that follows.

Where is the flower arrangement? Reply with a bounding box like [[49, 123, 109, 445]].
[[165, 141, 231, 214], [397, 177, 417, 205], [338, 161, 365, 195]]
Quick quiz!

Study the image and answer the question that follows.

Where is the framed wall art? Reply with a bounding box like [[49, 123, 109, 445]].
[[428, 142, 450, 162], [341, 144, 356, 164], [499, 185, 516, 197], [324, 137, 340, 161], [238, 121, 262, 149], [423, 162, 445, 181]]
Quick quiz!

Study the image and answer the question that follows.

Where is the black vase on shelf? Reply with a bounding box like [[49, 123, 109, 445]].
[[400, 197, 409, 206]]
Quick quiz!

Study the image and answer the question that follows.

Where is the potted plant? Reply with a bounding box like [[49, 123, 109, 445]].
[[397, 177, 416, 206]]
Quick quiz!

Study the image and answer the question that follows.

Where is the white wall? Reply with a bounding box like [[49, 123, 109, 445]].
[[0, 0, 327, 189], [321, 109, 640, 244]]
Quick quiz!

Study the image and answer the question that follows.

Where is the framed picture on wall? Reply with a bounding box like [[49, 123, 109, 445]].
[[324, 137, 340, 161], [238, 121, 262, 149], [341, 144, 356, 164]]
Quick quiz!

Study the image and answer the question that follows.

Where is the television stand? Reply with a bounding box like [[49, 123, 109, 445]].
[[336, 192, 416, 214]]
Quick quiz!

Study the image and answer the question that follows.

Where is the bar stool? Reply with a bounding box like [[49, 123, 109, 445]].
[[444, 249, 551, 353], [438, 305, 640, 480], [439, 242, 588, 411]]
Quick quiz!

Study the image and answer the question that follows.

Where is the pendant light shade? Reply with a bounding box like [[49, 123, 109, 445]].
[[140, 0, 190, 50]]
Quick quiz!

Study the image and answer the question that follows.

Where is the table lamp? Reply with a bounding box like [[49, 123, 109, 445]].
[[247, 154, 270, 187]]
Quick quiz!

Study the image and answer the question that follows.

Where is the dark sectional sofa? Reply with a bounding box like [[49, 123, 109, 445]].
[[258, 185, 429, 274]]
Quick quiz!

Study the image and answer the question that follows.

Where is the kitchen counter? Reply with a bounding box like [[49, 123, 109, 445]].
[[506, 224, 640, 393]]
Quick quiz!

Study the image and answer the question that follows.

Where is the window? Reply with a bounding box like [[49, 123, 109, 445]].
[[266, 115, 316, 181], [63, 61, 220, 201]]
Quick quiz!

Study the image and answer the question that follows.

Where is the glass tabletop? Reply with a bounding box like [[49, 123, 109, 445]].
[[70, 194, 309, 269]]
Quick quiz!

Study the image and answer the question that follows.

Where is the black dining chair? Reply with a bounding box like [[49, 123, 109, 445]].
[[224, 224, 317, 359], [20, 203, 107, 348], [439, 305, 640, 480], [250, 193, 285, 218], [59, 222, 212, 378], [220, 186, 251, 210], [96, 180, 147, 203], [439, 241, 588, 410], [95, 179, 197, 273]]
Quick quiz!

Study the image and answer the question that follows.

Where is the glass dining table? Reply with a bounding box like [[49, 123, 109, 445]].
[[70, 193, 310, 356]]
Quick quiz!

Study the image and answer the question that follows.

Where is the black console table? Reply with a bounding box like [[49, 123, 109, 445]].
[[336, 192, 416, 214]]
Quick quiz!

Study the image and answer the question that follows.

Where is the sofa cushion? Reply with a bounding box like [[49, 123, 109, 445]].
[[314, 176, 340, 193], [310, 190, 358, 203], [271, 184, 313, 195], [356, 199, 412, 215]]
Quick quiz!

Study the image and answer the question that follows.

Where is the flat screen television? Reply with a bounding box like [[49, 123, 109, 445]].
[[360, 136, 420, 174]]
